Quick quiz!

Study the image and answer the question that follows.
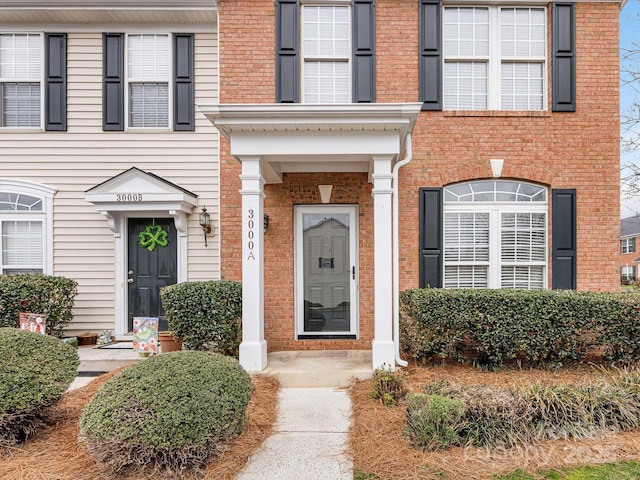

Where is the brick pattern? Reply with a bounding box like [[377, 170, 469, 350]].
[[218, 1, 621, 351]]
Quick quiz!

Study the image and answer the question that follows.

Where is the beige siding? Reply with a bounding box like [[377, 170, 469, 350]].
[[0, 31, 220, 335]]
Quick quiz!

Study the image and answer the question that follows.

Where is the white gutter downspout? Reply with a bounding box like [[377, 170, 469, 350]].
[[392, 134, 413, 368]]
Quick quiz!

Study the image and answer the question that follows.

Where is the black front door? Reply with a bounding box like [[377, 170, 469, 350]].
[[127, 218, 177, 332]]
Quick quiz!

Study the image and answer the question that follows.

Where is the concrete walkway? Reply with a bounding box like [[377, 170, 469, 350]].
[[236, 388, 353, 480], [71, 346, 372, 478]]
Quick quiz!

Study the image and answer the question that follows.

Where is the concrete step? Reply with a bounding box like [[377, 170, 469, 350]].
[[77, 345, 373, 388], [77, 344, 143, 373], [262, 350, 373, 388]]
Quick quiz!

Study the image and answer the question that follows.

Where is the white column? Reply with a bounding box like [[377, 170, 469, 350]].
[[371, 156, 395, 370], [238, 156, 268, 371]]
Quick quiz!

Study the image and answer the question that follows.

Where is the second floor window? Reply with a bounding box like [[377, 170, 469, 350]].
[[622, 237, 636, 254], [302, 5, 350, 104], [443, 6, 546, 111], [127, 34, 169, 128], [0, 33, 42, 128]]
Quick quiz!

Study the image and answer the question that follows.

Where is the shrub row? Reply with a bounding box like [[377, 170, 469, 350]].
[[0, 327, 79, 448], [160, 280, 242, 356], [400, 288, 640, 368], [0, 274, 78, 338], [406, 370, 640, 450], [80, 351, 251, 477]]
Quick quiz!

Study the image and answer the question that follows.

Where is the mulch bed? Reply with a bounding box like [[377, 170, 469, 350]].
[[349, 361, 640, 480], [0, 369, 279, 480]]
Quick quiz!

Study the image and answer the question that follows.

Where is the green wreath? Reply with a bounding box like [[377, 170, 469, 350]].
[[139, 225, 169, 252]]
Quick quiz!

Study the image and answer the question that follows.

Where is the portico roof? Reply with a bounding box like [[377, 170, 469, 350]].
[[199, 103, 422, 183]]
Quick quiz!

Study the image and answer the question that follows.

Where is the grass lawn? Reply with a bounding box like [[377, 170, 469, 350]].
[[498, 461, 640, 479]]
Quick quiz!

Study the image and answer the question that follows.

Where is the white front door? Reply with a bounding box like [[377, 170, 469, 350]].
[[295, 205, 358, 338]]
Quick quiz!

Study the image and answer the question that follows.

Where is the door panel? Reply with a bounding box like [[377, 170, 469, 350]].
[[127, 218, 177, 332], [296, 206, 358, 337]]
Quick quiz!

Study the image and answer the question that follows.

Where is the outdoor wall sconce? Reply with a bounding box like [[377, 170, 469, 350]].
[[263, 213, 269, 234], [199, 206, 212, 247]]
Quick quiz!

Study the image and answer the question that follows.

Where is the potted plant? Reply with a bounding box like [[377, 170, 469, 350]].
[[76, 331, 99, 346], [158, 330, 182, 353]]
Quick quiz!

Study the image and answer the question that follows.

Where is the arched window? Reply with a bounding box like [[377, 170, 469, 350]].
[[443, 180, 547, 289], [0, 180, 54, 275]]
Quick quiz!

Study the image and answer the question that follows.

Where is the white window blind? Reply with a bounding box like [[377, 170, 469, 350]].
[[127, 34, 169, 128], [302, 5, 350, 103], [500, 213, 546, 289], [444, 212, 489, 288], [443, 6, 546, 111], [0, 33, 41, 127], [2, 221, 43, 273]]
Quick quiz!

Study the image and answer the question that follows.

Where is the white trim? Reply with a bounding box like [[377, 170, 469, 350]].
[[443, 204, 548, 289], [301, 3, 352, 104], [124, 33, 172, 131], [0, 32, 45, 131], [84, 169, 196, 338], [443, 5, 547, 111], [0, 178, 56, 275], [294, 204, 359, 338]]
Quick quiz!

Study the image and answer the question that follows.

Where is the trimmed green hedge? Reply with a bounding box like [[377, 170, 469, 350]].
[[160, 280, 242, 355], [0, 327, 79, 447], [0, 274, 78, 338], [79, 351, 251, 476], [400, 288, 640, 369]]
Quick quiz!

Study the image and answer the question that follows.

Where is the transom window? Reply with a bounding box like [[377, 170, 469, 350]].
[[302, 5, 350, 103], [622, 237, 636, 254], [443, 180, 547, 289], [0, 33, 42, 128], [127, 34, 169, 128], [443, 6, 546, 111], [0, 191, 45, 275]]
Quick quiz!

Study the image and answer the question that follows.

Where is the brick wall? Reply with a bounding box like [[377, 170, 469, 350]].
[[218, 0, 621, 350]]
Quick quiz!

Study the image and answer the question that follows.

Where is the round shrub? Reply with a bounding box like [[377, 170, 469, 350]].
[[160, 280, 242, 355], [0, 327, 79, 447], [79, 350, 252, 477]]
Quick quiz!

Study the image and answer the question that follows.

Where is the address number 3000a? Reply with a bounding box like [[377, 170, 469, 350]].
[[116, 194, 143, 202]]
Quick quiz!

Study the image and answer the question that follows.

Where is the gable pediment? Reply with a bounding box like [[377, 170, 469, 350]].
[[85, 167, 198, 215]]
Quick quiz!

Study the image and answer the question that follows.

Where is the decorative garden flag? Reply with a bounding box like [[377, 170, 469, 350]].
[[132, 317, 159, 355]]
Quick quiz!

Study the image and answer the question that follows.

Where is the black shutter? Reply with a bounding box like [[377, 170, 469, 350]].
[[419, 0, 442, 111], [552, 2, 576, 112], [102, 33, 124, 131], [552, 189, 577, 289], [276, 0, 299, 103], [44, 33, 67, 131], [173, 33, 195, 131], [419, 188, 443, 288], [352, 0, 375, 103]]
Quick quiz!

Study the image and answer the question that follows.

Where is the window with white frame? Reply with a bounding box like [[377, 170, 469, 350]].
[[0, 192, 44, 274], [127, 34, 169, 128], [621, 265, 636, 283], [443, 181, 547, 289], [0, 33, 42, 128], [621, 237, 636, 254], [302, 5, 350, 103], [443, 6, 546, 111]]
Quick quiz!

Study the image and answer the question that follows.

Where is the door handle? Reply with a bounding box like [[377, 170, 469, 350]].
[[127, 278, 134, 283], [128, 270, 134, 275], [352, 266, 355, 280]]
